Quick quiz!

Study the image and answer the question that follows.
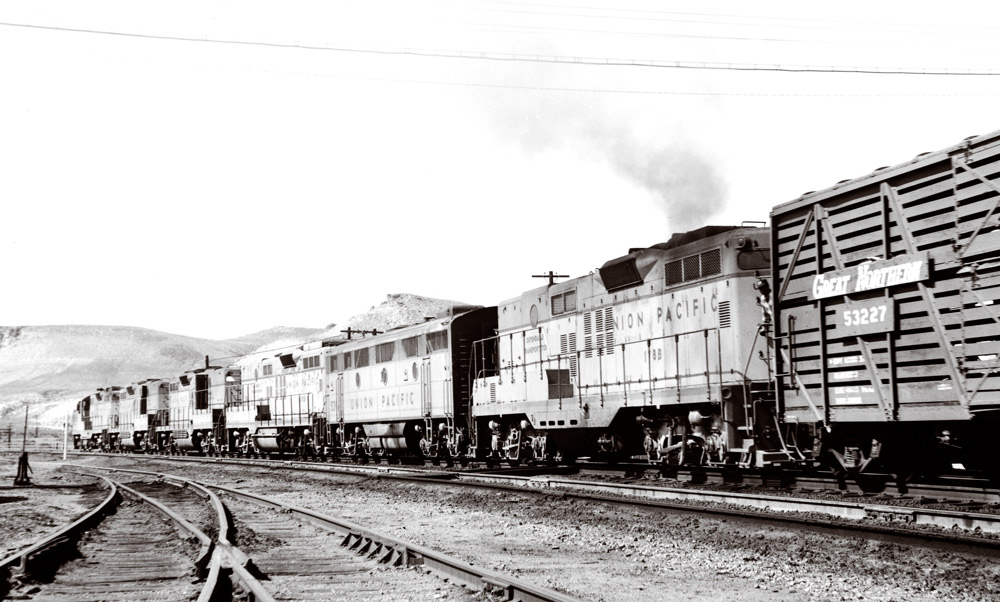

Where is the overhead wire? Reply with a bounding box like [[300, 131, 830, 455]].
[[247, 65, 1000, 96], [2, 20, 999, 76], [454, 0, 1000, 37]]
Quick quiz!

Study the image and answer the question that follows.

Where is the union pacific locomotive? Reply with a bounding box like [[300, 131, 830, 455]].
[[73, 128, 1000, 482]]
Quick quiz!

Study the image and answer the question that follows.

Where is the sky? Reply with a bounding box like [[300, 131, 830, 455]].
[[2, 1, 1000, 340]]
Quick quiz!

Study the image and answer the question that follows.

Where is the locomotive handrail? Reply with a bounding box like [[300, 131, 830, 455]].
[[476, 327, 728, 393]]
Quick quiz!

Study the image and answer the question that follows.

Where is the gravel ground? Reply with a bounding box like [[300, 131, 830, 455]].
[[52, 456, 1000, 601], [0, 456, 105, 559]]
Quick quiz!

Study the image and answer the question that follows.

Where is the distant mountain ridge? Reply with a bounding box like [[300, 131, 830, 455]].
[[0, 293, 473, 426]]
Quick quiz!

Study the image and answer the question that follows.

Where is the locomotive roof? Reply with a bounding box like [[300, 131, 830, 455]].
[[639, 225, 742, 253], [324, 305, 488, 351], [772, 128, 1000, 217]]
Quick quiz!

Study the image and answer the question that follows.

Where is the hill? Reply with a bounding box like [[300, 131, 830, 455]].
[[0, 325, 323, 426], [0, 293, 475, 428], [324, 293, 479, 337]]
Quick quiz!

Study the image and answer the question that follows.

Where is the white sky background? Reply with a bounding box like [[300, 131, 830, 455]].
[[2, 1, 999, 340]]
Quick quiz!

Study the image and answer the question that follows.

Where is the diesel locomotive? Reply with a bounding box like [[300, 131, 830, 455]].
[[73, 128, 1000, 482]]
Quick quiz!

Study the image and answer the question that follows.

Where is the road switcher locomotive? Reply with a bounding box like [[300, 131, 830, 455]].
[[73, 128, 1000, 481]]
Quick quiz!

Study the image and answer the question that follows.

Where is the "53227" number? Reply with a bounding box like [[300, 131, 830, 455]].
[[842, 305, 888, 327]]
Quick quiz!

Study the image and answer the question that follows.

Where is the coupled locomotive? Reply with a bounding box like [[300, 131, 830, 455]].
[[468, 224, 784, 467], [72, 127, 1000, 482]]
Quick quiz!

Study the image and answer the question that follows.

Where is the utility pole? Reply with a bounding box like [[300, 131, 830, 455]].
[[15, 403, 31, 486], [21, 403, 28, 452]]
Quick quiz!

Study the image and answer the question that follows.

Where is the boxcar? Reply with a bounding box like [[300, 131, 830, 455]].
[[770, 130, 1000, 477]]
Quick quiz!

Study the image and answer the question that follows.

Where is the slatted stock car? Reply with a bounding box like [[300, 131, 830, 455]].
[[771, 130, 1000, 480], [72, 128, 1000, 481]]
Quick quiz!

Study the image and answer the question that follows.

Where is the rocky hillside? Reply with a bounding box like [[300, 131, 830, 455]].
[[0, 325, 324, 426], [330, 293, 479, 336], [0, 293, 475, 427]]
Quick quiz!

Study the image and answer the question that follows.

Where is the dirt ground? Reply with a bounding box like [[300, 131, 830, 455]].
[[0, 456, 104, 559], [28, 455, 1000, 602]]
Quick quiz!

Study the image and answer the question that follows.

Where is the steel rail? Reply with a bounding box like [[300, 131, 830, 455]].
[[71, 473, 228, 602], [65, 454, 1000, 541], [445, 473, 1000, 544], [69, 466, 278, 602], [0, 473, 119, 578], [207, 482, 583, 602], [69, 464, 580, 602], [187, 479, 277, 602], [113, 480, 214, 574], [70, 448, 1000, 501]]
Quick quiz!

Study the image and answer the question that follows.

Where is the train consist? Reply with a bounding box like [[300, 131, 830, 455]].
[[73, 129, 1000, 481]]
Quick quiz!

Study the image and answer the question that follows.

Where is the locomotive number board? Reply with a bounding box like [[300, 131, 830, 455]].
[[827, 295, 895, 339]]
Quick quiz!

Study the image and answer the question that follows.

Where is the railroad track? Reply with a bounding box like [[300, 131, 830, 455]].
[[1, 474, 210, 601], [65, 453, 1000, 546], [69, 466, 583, 602], [71, 449, 1000, 503]]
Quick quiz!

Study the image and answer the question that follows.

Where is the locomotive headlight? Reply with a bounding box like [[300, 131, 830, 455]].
[[721, 387, 733, 400], [489, 421, 500, 430], [520, 420, 530, 430]]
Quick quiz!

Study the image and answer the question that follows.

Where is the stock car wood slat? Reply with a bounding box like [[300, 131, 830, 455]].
[[772, 130, 1000, 428]]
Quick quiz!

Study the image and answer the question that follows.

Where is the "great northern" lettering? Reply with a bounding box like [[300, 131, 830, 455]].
[[808, 252, 930, 301]]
